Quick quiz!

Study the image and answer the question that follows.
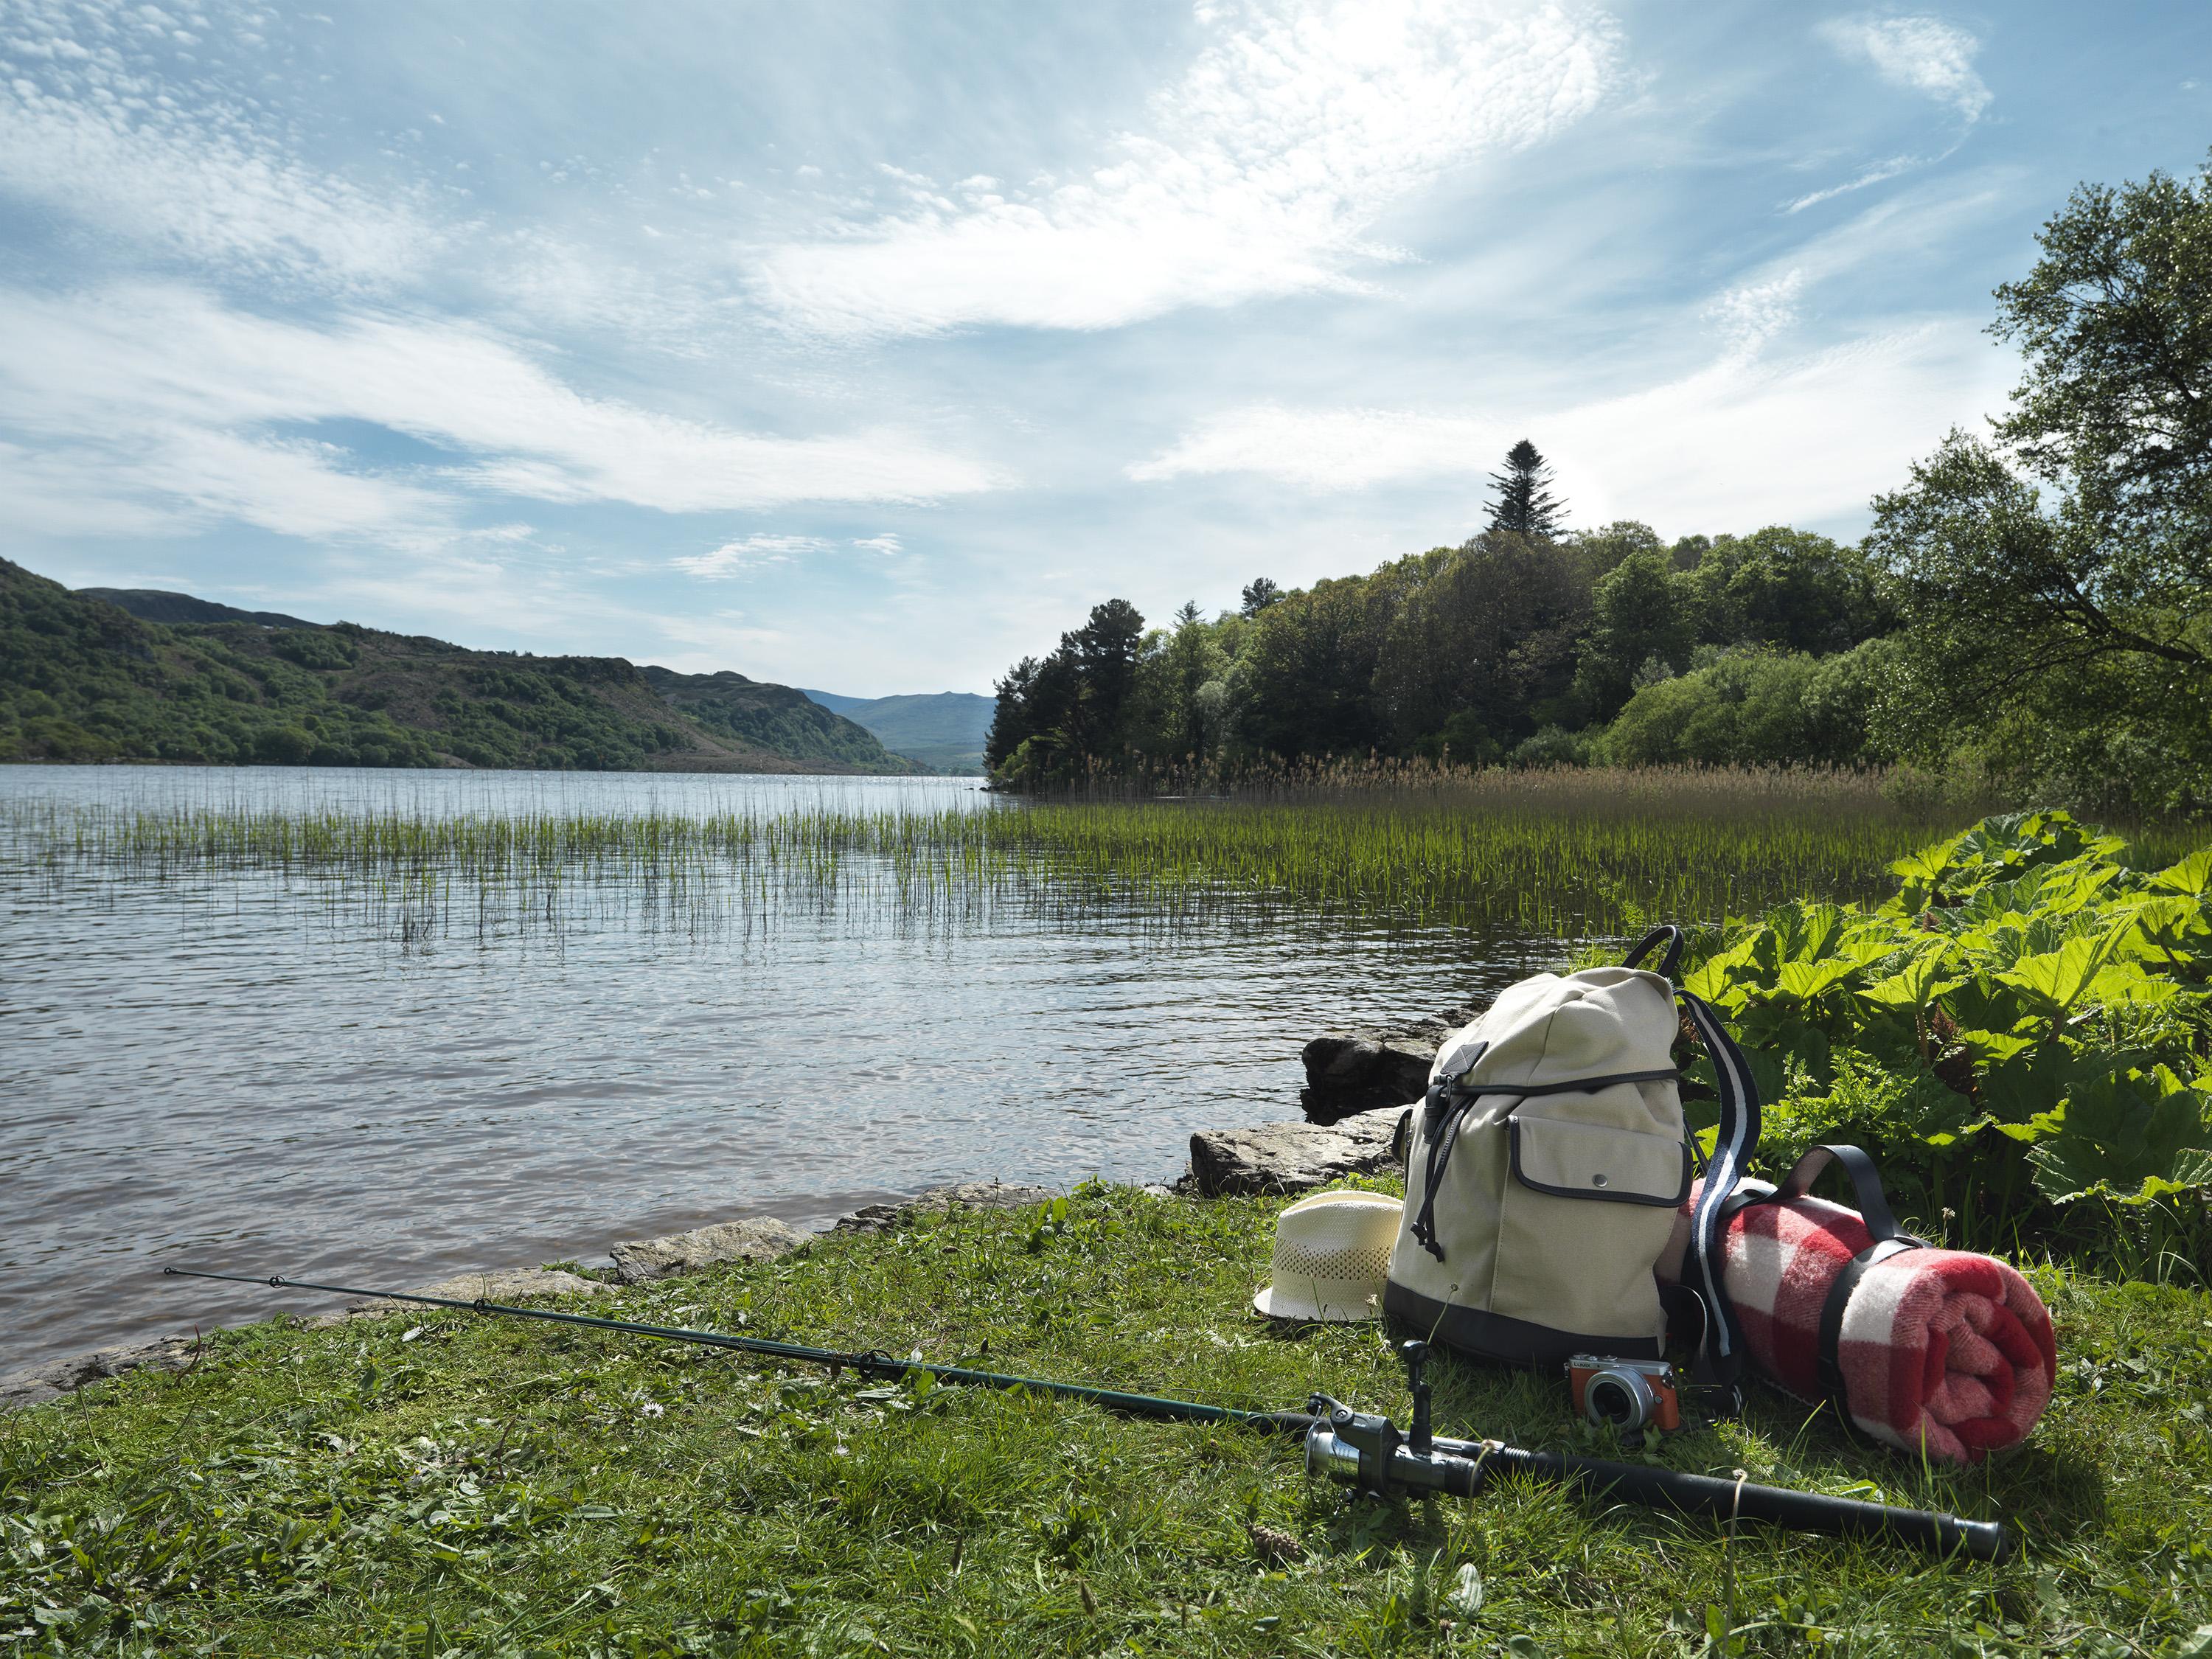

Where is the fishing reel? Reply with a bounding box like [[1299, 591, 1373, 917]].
[[1305, 1340, 1495, 1503]]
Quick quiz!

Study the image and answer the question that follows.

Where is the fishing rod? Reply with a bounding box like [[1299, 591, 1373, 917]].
[[162, 1267, 1315, 1433], [164, 1268, 2011, 1562]]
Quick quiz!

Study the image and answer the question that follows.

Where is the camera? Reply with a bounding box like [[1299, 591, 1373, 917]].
[[1567, 1354, 1680, 1435]]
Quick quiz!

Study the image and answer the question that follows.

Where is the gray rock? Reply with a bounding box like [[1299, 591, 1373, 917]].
[[834, 1180, 1059, 1234], [1187, 1106, 1408, 1197], [0, 1375, 66, 1412], [5, 1264, 630, 1413], [387, 1266, 612, 1307], [1298, 1036, 1436, 1122], [610, 1218, 809, 1284], [1, 1332, 207, 1413]]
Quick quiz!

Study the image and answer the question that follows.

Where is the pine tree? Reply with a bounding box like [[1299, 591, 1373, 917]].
[[1485, 439, 1568, 538], [1239, 577, 1282, 617]]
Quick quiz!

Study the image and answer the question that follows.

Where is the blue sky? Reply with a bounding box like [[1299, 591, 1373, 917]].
[[1, 1, 2206, 696]]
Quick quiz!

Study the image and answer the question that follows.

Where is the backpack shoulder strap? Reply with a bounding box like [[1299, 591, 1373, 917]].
[[1624, 925, 1761, 1416]]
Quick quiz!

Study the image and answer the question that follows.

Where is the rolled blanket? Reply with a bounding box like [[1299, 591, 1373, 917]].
[[1658, 1165, 2056, 1464]]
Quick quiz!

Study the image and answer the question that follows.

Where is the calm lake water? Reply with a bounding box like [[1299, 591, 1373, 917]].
[[1, 766, 1559, 1374]]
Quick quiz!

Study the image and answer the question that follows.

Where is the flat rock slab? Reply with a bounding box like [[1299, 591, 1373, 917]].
[[386, 1267, 613, 1307], [3, 1269, 616, 1412], [1188, 1107, 1407, 1197], [611, 1218, 809, 1284], [311, 1267, 617, 1324], [835, 1180, 1060, 1234], [0, 1332, 204, 1413]]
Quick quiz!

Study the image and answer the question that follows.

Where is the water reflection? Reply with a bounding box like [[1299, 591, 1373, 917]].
[[1, 767, 1559, 1371]]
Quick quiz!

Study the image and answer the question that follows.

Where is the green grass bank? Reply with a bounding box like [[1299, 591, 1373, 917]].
[[7, 1185, 2210, 1658]]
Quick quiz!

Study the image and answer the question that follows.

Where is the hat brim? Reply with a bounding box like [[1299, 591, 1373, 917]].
[[1251, 1283, 1382, 1324]]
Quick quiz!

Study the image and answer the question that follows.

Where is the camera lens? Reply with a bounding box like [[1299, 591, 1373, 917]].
[[1587, 1376, 1638, 1426], [1582, 1367, 1655, 1431]]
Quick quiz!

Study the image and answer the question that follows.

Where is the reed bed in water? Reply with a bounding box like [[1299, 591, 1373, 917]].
[[0, 767, 2013, 937]]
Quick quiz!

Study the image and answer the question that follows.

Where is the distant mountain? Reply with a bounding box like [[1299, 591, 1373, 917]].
[[80, 587, 325, 630], [2, 559, 915, 774], [641, 668, 922, 773], [801, 689, 995, 775]]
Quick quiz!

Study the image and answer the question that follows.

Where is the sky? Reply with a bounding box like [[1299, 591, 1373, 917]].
[[1, 2, 2207, 696]]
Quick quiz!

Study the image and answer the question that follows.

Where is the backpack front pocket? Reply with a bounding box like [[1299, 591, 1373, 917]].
[[1489, 1115, 1690, 1345], [1508, 1116, 1691, 1207]]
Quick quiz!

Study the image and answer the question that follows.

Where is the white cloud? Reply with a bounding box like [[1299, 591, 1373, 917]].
[[746, 0, 1623, 336], [1705, 271, 1804, 357], [0, 285, 1003, 539], [0, 1, 439, 288], [851, 533, 903, 554], [674, 535, 833, 577], [1781, 153, 1924, 214], [1130, 316, 2014, 531], [1819, 16, 1992, 122]]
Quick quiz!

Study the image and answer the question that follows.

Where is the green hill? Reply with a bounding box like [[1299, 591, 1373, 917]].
[[641, 668, 923, 773], [79, 588, 324, 630], [801, 688, 994, 774], [1, 558, 914, 773]]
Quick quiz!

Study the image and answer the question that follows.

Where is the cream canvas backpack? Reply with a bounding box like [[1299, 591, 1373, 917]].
[[1385, 926, 1761, 1406]]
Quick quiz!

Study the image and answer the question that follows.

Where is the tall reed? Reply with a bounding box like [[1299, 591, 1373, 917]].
[[0, 767, 2030, 942]]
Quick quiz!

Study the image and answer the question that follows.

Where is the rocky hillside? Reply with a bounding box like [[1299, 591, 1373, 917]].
[[1, 559, 915, 773]]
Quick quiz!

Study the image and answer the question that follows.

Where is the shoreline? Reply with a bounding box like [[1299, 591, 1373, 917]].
[[1, 1104, 1411, 1414]]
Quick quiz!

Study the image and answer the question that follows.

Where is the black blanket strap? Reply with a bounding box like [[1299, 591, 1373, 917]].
[[1815, 1237, 1926, 1422]]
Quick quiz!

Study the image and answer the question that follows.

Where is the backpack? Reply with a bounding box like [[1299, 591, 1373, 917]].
[[1385, 925, 1761, 1407]]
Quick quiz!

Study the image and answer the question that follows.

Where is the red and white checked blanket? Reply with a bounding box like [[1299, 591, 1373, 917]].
[[1658, 1179, 2057, 1464]]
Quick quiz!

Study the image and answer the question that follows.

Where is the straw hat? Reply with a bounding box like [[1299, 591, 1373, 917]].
[[1252, 1190, 1403, 1322]]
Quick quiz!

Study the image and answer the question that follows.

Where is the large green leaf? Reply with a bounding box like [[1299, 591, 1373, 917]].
[[1859, 943, 1965, 1015], [1683, 935, 1759, 1005], [2146, 849, 2212, 898], [1944, 974, 2042, 1038], [1978, 1043, 2075, 1130], [1763, 901, 1853, 966], [1771, 957, 1864, 1004], [1994, 920, 2129, 1026], [2026, 1065, 2212, 1203], [2087, 961, 2183, 1009], [2121, 895, 2211, 973]]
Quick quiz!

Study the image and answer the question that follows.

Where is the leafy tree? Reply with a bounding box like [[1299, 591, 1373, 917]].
[[1868, 154, 2212, 811], [1569, 520, 1663, 579], [1232, 577, 1390, 758], [1688, 527, 1891, 655], [1136, 604, 1228, 757], [1570, 549, 1698, 722], [1601, 641, 1894, 768], [1239, 577, 1283, 617], [1485, 439, 1568, 538], [1373, 533, 1591, 754], [1066, 599, 1144, 753], [984, 601, 1151, 780]]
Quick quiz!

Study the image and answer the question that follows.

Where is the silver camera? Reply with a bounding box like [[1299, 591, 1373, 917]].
[[1566, 1354, 1680, 1433]]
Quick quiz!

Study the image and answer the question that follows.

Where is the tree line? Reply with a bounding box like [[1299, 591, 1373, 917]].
[[986, 155, 2212, 816]]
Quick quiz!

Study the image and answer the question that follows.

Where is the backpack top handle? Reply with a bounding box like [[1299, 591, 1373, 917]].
[[1622, 925, 1687, 980]]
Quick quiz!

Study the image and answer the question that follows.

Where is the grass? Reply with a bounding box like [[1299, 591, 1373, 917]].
[[0, 767, 2070, 941], [7, 1183, 2211, 1658]]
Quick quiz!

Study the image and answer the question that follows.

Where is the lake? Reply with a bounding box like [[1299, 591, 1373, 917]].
[[1, 766, 1557, 1374]]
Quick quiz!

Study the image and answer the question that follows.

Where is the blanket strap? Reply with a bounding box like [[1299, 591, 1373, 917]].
[[1740, 1144, 1930, 1426], [1625, 925, 1761, 1417]]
